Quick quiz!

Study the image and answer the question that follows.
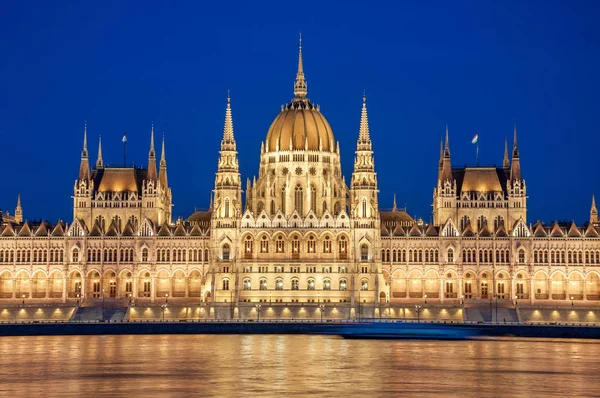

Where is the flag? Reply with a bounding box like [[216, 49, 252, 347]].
[[122, 133, 127, 143], [471, 133, 478, 144]]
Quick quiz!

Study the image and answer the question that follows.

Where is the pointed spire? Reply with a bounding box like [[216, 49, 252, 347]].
[[96, 135, 103, 169], [444, 124, 450, 157], [14, 194, 22, 224], [222, 92, 235, 145], [293, 33, 307, 98], [392, 193, 397, 212], [159, 135, 168, 189], [591, 194, 598, 223], [79, 123, 91, 181], [510, 125, 522, 182], [358, 93, 370, 142], [503, 136, 510, 168], [147, 125, 158, 181]]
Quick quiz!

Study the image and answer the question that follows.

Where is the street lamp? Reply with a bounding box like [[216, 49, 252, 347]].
[[318, 292, 320, 304], [165, 293, 169, 304], [514, 295, 518, 307], [255, 304, 262, 322], [571, 296, 574, 306], [424, 294, 427, 304], [161, 303, 167, 321], [77, 293, 80, 306], [461, 294, 464, 305], [386, 292, 390, 319], [22, 294, 25, 305], [415, 304, 422, 322], [319, 304, 325, 322]]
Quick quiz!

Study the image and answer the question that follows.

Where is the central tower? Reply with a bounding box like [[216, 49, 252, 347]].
[[246, 37, 348, 217]]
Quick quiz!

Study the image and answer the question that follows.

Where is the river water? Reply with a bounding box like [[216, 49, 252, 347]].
[[0, 334, 597, 397]]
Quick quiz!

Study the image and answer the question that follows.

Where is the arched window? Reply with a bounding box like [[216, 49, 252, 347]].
[[360, 244, 369, 261], [323, 279, 331, 290], [243, 279, 251, 290], [294, 184, 303, 215], [222, 244, 230, 260], [260, 235, 269, 253], [338, 236, 347, 257], [275, 279, 283, 290], [519, 249, 525, 263], [72, 248, 80, 263], [307, 235, 316, 253], [244, 236, 253, 257], [141, 248, 148, 262], [310, 185, 317, 212], [460, 216, 470, 231], [323, 235, 332, 253], [259, 279, 267, 290], [447, 248, 454, 263], [291, 279, 299, 290], [362, 198, 367, 218], [339, 279, 347, 291], [361, 279, 368, 291], [276, 235, 285, 253], [307, 279, 315, 290], [222, 279, 229, 290]]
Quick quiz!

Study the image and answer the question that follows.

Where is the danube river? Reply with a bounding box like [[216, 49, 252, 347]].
[[0, 334, 597, 397]]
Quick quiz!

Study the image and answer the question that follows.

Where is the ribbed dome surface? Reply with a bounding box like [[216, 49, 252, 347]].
[[266, 100, 334, 152]]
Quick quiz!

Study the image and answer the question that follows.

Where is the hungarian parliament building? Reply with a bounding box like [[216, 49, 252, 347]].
[[1, 44, 599, 310]]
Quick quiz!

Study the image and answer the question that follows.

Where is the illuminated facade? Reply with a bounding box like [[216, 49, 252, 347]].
[[0, 41, 599, 315]]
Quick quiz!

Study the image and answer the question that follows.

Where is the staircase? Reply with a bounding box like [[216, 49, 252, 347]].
[[70, 298, 129, 322]]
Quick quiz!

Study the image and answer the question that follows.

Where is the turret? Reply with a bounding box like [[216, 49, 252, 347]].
[[591, 195, 598, 224], [440, 125, 452, 184], [503, 136, 510, 169], [159, 135, 168, 189], [510, 125, 522, 182]]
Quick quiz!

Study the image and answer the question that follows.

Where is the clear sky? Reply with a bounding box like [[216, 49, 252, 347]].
[[1, 1, 599, 224]]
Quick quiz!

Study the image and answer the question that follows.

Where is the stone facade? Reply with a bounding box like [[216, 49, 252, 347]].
[[0, 42, 599, 315]]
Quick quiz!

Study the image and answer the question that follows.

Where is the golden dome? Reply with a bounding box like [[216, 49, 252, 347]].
[[266, 100, 335, 152]]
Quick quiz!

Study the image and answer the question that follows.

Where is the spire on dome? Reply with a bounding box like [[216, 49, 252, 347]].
[[503, 136, 509, 168], [358, 93, 370, 142], [591, 194, 598, 223], [96, 135, 104, 169], [147, 125, 158, 181], [159, 135, 168, 189], [293, 33, 307, 98], [79, 123, 91, 181]]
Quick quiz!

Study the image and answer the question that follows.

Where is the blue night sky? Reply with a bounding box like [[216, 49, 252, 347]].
[[1, 1, 599, 224]]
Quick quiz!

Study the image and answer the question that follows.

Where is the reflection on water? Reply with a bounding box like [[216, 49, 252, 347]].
[[0, 334, 598, 397]]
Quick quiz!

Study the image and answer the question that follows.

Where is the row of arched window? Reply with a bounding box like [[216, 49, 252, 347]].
[[238, 235, 351, 258], [532, 250, 600, 265], [462, 249, 510, 264], [156, 248, 209, 263], [382, 249, 440, 263], [87, 248, 135, 263], [0, 249, 64, 263]]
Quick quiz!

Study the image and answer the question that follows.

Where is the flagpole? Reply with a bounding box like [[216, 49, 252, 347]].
[[123, 133, 127, 167], [476, 141, 479, 167]]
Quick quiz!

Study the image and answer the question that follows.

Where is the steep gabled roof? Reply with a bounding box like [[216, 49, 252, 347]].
[[89, 220, 103, 236], [1, 223, 15, 236], [174, 222, 187, 236], [585, 223, 599, 237], [567, 222, 582, 237], [550, 222, 564, 237], [380, 223, 389, 236], [495, 224, 508, 237], [409, 223, 422, 237], [105, 219, 119, 236], [51, 222, 65, 236], [35, 221, 50, 237], [122, 220, 135, 236], [157, 222, 171, 237], [533, 222, 547, 237], [462, 223, 475, 237], [425, 224, 438, 236], [18, 222, 31, 236], [393, 223, 406, 236], [190, 223, 203, 236], [479, 223, 492, 237]]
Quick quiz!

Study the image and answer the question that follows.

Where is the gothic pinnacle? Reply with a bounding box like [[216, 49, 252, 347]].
[[293, 33, 307, 98]]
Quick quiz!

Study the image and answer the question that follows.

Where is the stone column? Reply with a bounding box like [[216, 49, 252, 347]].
[[28, 278, 32, 299], [530, 277, 535, 305], [405, 278, 409, 299], [132, 277, 138, 299], [62, 277, 67, 303], [185, 277, 189, 298], [458, 277, 463, 303], [45, 278, 49, 299], [12, 278, 16, 299], [439, 278, 444, 304], [547, 278, 552, 301], [168, 277, 173, 299]]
